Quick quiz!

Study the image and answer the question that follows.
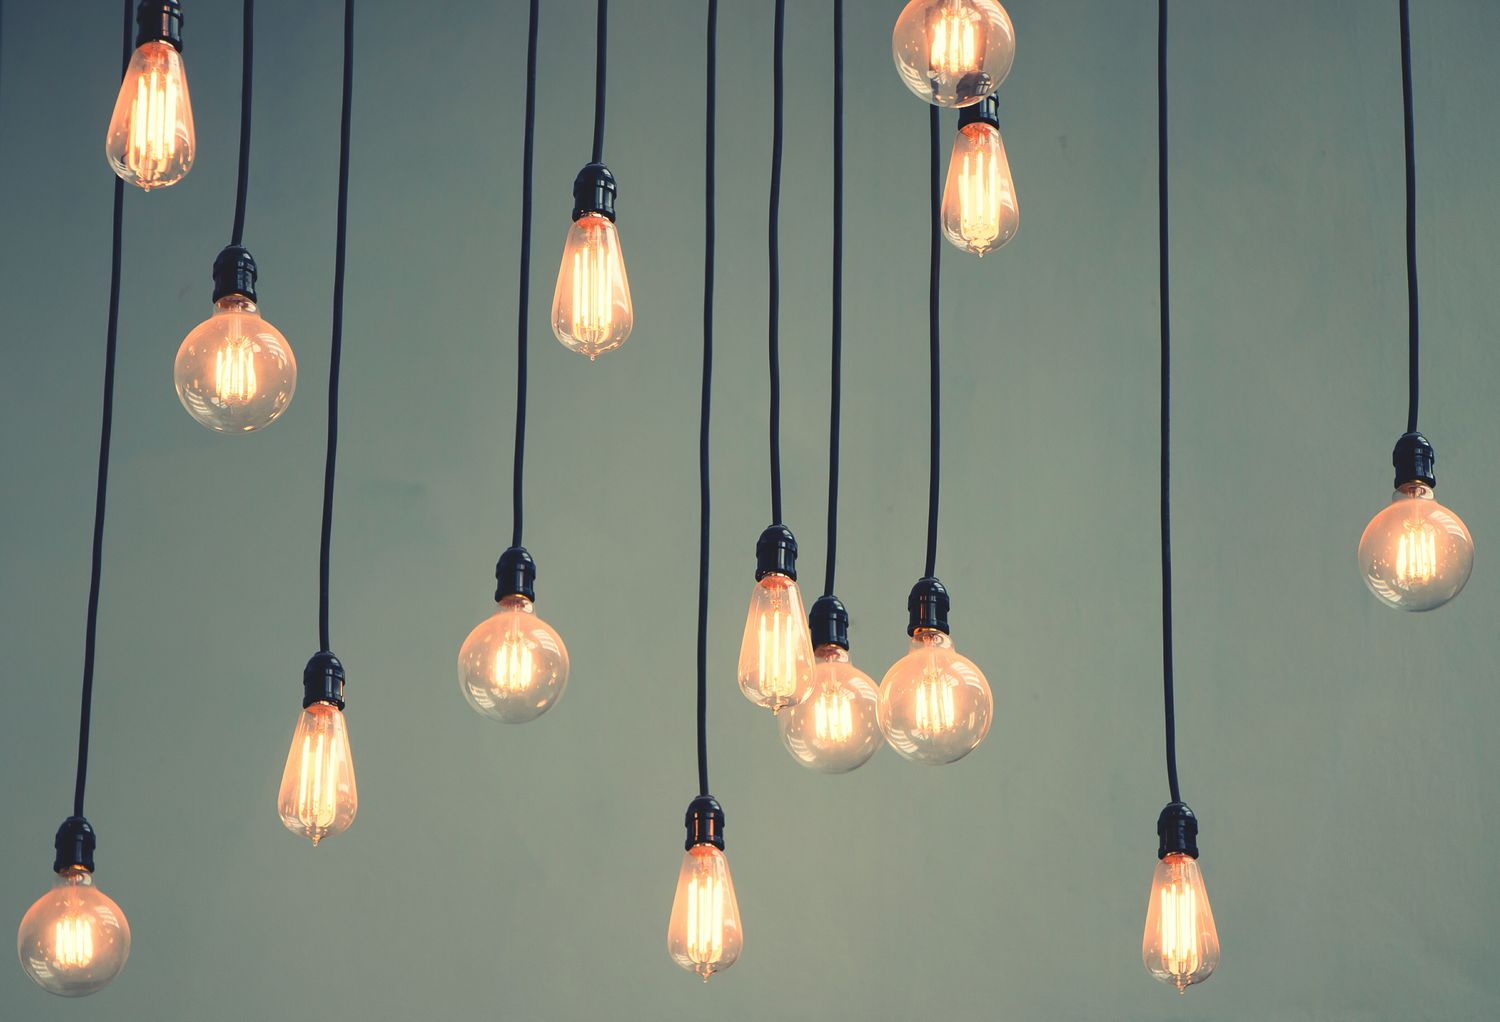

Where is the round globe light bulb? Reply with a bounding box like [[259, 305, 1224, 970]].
[[779, 644, 881, 773], [174, 295, 296, 433], [17, 867, 131, 997], [878, 628, 992, 764], [1357, 482, 1473, 611], [892, 0, 1015, 108], [458, 595, 570, 723]]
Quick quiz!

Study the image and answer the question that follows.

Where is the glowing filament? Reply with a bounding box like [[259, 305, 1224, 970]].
[[959, 149, 1001, 246], [570, 238, 614, 351], [1396, 522, 1439, 586], [812, 690, 854, 744], [685, 871, 725, 978], [214, 337, 258, 404], [930, 6, 978, 77], [493, 634, 536, 694], [757, 609, 799, 706], [126, 64, 181, 183], [53, 915, 95, 969], [1158, 879, 1199, 986], [913, 671, 957, 735]]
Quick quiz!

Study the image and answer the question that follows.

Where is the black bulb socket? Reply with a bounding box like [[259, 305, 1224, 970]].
[[684, 795, 725, 851], [809, 595, 850, 651], [302, 651, 346, 710], [754, 524, 798, 582], [212, 245, 258, 303], [907, 576, 950, 635], [52, 816, 96, 874], [957, 93, 1000, 131], [1156, 801, 1200, 860], [1392, 431, 1436, 489], [571, 163, 618, 222], [135, 0, 183, 52], [494, 546, 537, 602]]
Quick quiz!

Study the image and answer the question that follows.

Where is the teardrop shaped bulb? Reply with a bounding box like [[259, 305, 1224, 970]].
[[736, 573, 815, 713], [552, 213, 634, 360], [667, 844, 743, 981], [16, 868, 131, 997], [105, 40, 195, 190], [941, 121, 1017, 255], [1142, 852, 1219, 992], [277, 701, 358, 845]]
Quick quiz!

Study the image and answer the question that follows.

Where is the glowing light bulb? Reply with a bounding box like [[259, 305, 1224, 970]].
[[1359, 483, 1473, 611], [554, 164, 633, 360], [892, 0, 1015, 108], [278, 698, 357, 846], [737, 576, 815, 714], [667, 799, 742, 982], [879, 583, 992, 765], [105, 3, 194, 190], [459, 596, 570, 722], [778, 602, 881, 772], [17, 868, 130, 997], [1143, 853, 1219, 992], [941, 104, 1017, 256]]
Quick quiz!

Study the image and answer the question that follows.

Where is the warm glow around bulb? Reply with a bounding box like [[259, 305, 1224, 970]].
[[105, 41, 195, 190], [878, 628, 992, 765], [941, 122, 1017, 255], [892, 0, 1015, 107], [779, 646, 882, 772], [457, 595, 570, 723], [175, 295, 297, 433], [737, 573, 815, 713], [667, 844, 743, 981], [17, 868, 131, 997], [552, 213, 634, 360], [1357, 482, 1474, 611], [1142, 853, 1219, 992], [277, 701, 358, 845]]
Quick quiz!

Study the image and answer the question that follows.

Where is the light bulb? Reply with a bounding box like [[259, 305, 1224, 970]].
[[1358, 482, 1473, 611], [737, 574, 815, 714], [277, 701, 357, 845], [780, 644, 881, 773], [892, 0, 1015, 108], [879, 625, 992, 765], [553, 164, 633, 360], [17, 868, 130, 997], [105, 4, 194, 190], [668, 799, 743, 983], [458, 595, 570, 723], [941, 106, 1017, 256], [1143, 852, 1219, 992]]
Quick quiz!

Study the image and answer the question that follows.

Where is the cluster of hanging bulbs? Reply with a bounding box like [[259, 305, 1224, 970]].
[[18, 0, 1475, 1003]]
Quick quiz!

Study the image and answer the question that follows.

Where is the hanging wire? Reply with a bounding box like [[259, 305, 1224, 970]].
[[1399, 0, 1420, 434], [591, 0, 607, 164], [823, 0, 844, 598], [230, 0, 254, 246], [1157, 0, 1181, 805], [767, 0, 785, 525], [318, 0, 354, 652], [73, 0, 133, 821], [924, 106, 941, 580], [512, 0, 539, 549], [697, 0, 718, 798]]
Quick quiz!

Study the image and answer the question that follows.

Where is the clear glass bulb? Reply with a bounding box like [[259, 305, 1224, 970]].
[[105, 40, 195, 190], [552, 213, 633, 360], [737, 573, 815, 713], [878, 628, 992, 764], [277, 701, 357, 845], [1142, 852, 1219, 993], [174, 295, 297, 433], [457, 595, 570, 723], [892, 0, 1015, 108], [1358, 482, 1474, 611], [16, 867, 131, 997], [941, 121, 1017, 255], [667, 844, 743, 981], [778, 645, 882, 773]]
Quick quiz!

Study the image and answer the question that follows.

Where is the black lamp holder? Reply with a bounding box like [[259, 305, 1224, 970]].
[[572, 163, 618, 222], [212, 245, 258, 303], [957, 93, 1000, 131], [495, 546, 537, 602], [684, 795, 725, 851], [135, 0, 183, 52], [1392, 431, 1436, 489], [52, 816, 97, 874], [754, 524, 798, 581], [302, 651, 346, 710], [1156, 801, 1200, 860], [809, 594, 849, 650], [906, 576, 950, 635]]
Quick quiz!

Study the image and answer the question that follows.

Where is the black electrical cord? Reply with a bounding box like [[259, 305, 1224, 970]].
[[1400, 0, 1419, 435], [823, 0, 843, 598], [230, 0, 253, 247], [591, 0, 607, 165], [318, 0, 354, 653], [512, 0, 538, 550], [1157, 0, 1181, 806], [697, 0, 718, 799], [767, 0, 785, 526], [73, 0, 133, 822], [924, 106, 941, 581]]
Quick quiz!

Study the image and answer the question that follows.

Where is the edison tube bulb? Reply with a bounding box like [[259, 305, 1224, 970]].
[[552, 212, 633, 359], [892, 0, 1015, 108], [175, 294, 297, 432], [879, 628, 992, 764], [738, 573, 815, 714], [277, 701, 358, 845], [458, 595, 570, 723], [667, 844, 743, 981], [779, 645, 881, 773], [1142, 852, 1220, 992], [105, 34, 195, 190], [17, 868, 131, 997], [1358, 482, 1474, 611], [941, 116, 1018, 255]]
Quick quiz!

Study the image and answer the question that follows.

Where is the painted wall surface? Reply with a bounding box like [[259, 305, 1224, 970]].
[[3, 1, 1498, 1018]]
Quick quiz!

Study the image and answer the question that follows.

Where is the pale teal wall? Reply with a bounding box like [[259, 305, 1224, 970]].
[[3, 1, 1498, 1018]]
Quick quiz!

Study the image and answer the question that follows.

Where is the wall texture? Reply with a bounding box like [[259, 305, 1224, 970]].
[[3, 1, 1498, 1018]]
